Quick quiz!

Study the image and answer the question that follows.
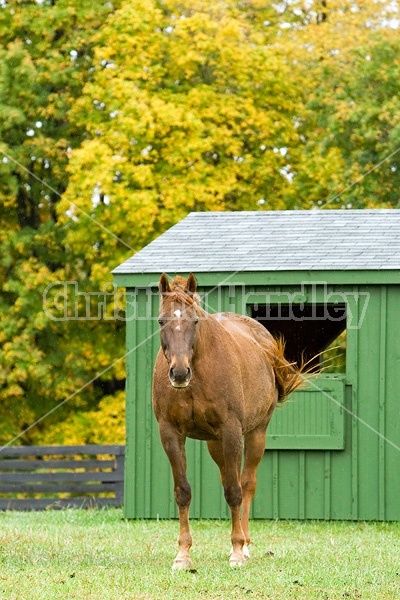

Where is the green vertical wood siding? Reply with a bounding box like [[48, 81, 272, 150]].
[[123, 283, 400, 520]]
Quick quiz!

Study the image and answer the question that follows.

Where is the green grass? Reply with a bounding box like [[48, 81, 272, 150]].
[[0, 509, 399, 599]]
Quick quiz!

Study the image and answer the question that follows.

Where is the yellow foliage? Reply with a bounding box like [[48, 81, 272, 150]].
[[37, 392, 126, 446]]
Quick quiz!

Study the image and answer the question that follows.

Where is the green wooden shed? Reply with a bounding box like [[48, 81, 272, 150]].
[[113, 210, 400, 521]]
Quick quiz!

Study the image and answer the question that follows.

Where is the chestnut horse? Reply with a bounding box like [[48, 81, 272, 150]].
[[152, 274, 303, 569]]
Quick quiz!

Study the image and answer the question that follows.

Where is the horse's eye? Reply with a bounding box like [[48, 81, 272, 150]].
[[194, 318, 199, 325], [158, 318, 165, 326]]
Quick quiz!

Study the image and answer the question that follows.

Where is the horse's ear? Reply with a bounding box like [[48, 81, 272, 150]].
[[186, 273, 197, 294], [159, 273, 170, 295]]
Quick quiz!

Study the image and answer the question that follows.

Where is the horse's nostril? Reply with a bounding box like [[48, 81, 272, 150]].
[[169, 365, 191, 385]]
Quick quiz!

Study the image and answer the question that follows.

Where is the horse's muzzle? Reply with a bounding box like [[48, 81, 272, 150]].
[[169, 365, 191, 388]]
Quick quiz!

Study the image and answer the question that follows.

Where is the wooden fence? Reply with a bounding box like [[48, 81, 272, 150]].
[[0, 445, 125, 510]]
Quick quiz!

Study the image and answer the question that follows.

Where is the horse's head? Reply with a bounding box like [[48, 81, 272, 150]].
[[158, 273, 201, 389]]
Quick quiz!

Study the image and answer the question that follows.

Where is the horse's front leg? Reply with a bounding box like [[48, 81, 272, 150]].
[[159, 421, 192, 570]]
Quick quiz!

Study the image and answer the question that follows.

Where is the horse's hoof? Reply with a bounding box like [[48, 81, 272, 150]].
[[229, 556, 246, 568], [229, 545, 250, 567], [172, 557, 192, 571]]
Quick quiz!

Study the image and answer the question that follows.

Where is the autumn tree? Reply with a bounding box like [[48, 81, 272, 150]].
[[281, 0, 400, 208], [60, 0, 309, 250], [0, 0, 125, 445]]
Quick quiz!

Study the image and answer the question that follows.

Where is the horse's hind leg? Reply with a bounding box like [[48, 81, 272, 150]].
[[159, 421, 192, 570], [241, 424, 268, 550], [208, 427, 247, 567]]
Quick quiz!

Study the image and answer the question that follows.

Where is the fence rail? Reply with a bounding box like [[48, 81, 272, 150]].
[[0, 445, 125, 511]]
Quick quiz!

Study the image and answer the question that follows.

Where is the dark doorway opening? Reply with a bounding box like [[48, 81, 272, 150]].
[[251, 304, 346, 371]]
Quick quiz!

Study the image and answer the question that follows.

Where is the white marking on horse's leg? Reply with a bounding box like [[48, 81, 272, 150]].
[[229, 544, 250, 568], [229, 544, 250, 567]]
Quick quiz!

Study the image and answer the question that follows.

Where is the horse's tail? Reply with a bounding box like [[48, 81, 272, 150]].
[[272, 337, 306, 403]]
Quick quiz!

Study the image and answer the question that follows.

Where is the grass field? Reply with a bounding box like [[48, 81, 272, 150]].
[[0, 509, 399, 599]]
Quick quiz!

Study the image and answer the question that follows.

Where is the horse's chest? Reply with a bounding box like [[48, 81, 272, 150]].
[[190, 403, 222, 440], [168, 397, 222, 441]]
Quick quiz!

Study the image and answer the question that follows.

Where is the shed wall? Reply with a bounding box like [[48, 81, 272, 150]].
[[124, 283, 400, 520]]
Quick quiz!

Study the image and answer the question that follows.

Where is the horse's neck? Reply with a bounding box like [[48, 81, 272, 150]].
[[195, 308, 221, 358]]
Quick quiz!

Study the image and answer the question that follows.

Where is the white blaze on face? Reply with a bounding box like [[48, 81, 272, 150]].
[[174, 309, 182, 331]]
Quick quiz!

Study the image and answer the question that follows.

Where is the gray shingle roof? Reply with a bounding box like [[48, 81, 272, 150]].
[[113, 210, 400, 274]]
